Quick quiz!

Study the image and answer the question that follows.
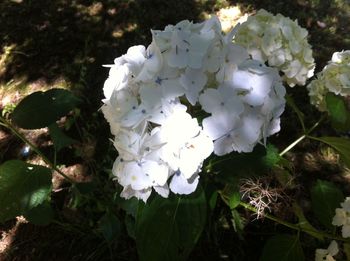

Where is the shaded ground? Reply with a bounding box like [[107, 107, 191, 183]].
[[0, 0, 350, 260]]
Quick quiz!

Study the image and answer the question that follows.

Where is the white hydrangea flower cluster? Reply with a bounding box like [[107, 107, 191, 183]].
[[315, 240, 338, 261], [307, 50, 350, 111], [234, 9, 315, 87], [332, 197, 350, 238], [102, 16, 286, 201]]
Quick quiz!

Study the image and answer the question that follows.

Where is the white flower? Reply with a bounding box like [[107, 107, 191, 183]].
[[169, 171, 199, 195], [153, 65, 184, 100], [315, 241, 338, 261], [101, 89, 138, 135], [199, 85, 244, 116], [136, 41, 163, 82], [102, 15, 286, 201], [216, 43, 249, 83], [307, 50, 350, 111], [158, 108, 212, 171], [120, 186, 152, 203], [179, 68, 208, 105], [332, 197, 350, 238], [234, 9, 315, 87], [229, 60, 279, 106]]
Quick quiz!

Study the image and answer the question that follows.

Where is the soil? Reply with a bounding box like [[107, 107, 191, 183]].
[[0, 0, 349, 260]]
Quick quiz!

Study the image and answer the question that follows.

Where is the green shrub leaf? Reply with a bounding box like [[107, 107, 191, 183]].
[[12, 88, 80, 129], [260, 234, 304, 261], [48, 122, 76, 152], [136, 187, 206, 261], [292, 203, 323, 240], [98, 212, 121, 242], [326, 93, 348, 125], [0, 160, 52, 223], [311, 179, 343, 229], [24, 201, 54, 226]]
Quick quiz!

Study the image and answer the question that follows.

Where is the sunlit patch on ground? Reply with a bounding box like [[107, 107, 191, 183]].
[[0, 216, 27, 259], [112, 23, 138, 39], [216, 6, 249, 32]]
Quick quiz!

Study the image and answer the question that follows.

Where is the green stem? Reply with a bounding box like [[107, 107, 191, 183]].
[[279, 114, 327, 157], [0, 116, 75, 183], [239, 201, 349, 242]]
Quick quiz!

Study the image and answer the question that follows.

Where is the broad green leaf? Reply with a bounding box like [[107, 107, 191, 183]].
[[292, 203, 323, 240], [24, 201, 54, 226], [136, 187, 206, 261], [213, 144, 271, 183], [311, 180, 343, 229], [262, 144, 282, 168], [326, 93, 348, 125], [0, 160, 52, 222], [74, 181, 96, 195], [98, 212, 121, 242], [115, 196, 139, 217], [208, 190, 218, 211], [125, 215, 136, 239], [311, 136, 350, 168], [260, 234, 304, 261], [48, 122, 76, 152], [12, 88, 80, 129], [220, 184, 241, 209]]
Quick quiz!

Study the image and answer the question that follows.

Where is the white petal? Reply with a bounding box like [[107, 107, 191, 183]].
[[199, 88, 222, 113], [154, 184, 170, 198], [169, 172, 199, 194], [202, 113, 237, 140], [327, 240, 339, 256]]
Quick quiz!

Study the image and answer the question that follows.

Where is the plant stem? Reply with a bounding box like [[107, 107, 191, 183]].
[[239, 201, 349, 242], [279, 135, 306, 157], [0, 116, 75, 183], [279, 114, 327, 157]]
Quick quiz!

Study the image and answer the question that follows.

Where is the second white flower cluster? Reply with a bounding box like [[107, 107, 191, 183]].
[[102, 16, 286, 201]]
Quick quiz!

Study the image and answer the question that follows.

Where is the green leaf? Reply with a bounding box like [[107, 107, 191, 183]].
[[136, 187, 206, 261], [74, 181, 96, 195], [220, 184, 241, 209], [12, 88, 80, 129], [98, 212, 121, 242], [311, 136, 350, 168], [260, 234, 304, 261], [24, 201, 54, 226], [125, 215, 136, 239], [262, 144, 282, 168], [213, 144, 271, 183], [292, 203, 323, 240], [311, 179, 344, 229], [48, 122, 76, 152], [208, 190, 218, 211], [0, 160, 52, 222], [326, 93, 348, 124], [115, 196, 140, 217]]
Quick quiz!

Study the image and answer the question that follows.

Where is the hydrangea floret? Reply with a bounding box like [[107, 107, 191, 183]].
[[315, 240, 338, 261], [332, 196, 350, 238], [102, 16, 286, 201], [234, 9, 315, 87], [307, 50, 350, 111]]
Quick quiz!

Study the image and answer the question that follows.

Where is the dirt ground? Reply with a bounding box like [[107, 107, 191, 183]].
[[0, 0, 349, 260]]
